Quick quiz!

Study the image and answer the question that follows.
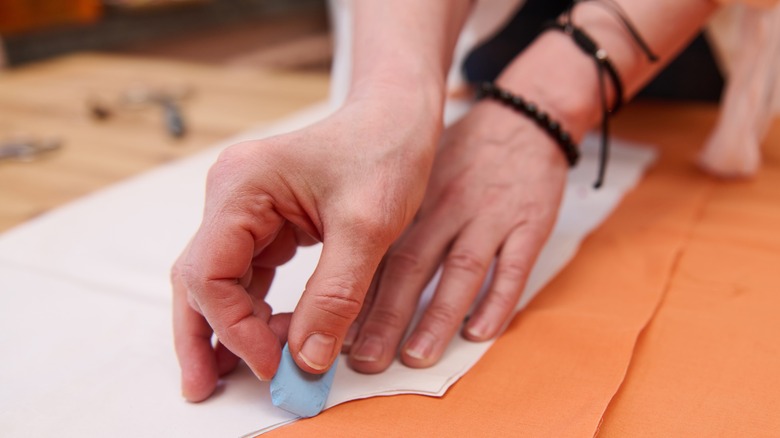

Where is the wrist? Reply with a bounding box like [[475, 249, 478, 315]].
[[345, 71, 446, 151], [477, 82, 579, 167], [495, 31, 603, 143], [347, 69, 446, 129]]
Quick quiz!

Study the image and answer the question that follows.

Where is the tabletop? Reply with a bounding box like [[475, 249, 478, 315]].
[[2, 54, 778, 437], [0, 53, 329, 232]]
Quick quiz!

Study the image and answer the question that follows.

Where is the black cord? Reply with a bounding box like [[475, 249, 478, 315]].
[[544, 22, 624, 114], [572, 0, 660, 62], [547, 0, 658, 188]]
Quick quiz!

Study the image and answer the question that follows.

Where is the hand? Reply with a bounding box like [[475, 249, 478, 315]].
[[171, 99, 440, 401], [345, 100, 569, 373]]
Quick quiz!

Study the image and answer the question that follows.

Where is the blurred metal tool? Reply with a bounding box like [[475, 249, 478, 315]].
[[0, 138, 62, 162], [158, 97, 186, 139], [121, 86, 193, 139]]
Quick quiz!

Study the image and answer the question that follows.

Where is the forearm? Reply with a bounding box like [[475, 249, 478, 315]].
[[495, 0, 720, 140], [348, 0, 472, 120]]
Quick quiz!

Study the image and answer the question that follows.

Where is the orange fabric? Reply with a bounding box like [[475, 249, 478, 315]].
[[598, 140, 780, 434], [265, 104, 780, 437]]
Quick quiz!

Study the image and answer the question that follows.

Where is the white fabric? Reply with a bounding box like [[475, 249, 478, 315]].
[[0, 101, 656, 437]]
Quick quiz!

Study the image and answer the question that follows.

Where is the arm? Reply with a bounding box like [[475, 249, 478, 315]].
[[349, 0, 471, 112], [499, 0, 720, 140], [347, 0, 721, 373], [172, 0, 472, 402]]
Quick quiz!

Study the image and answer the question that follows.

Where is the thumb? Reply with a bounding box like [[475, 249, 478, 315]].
[[287, 233, 386, 373]]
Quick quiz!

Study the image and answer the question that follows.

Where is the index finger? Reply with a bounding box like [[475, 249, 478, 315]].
[[183, 202, 285, 381]]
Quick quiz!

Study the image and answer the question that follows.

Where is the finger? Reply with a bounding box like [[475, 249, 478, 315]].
[[400, 217, 506, 368], [463, 223, 550, 341], [269, 312, 292, 346], [214, 296, 274, 378], [253, 223, 299, 268], [342, 258, 384, 354], [349, 208, 463, 374], [214, 298, 273, 377], [241, 265, 276, 315], [287, 231, 388, 374], [196, 281, 280, 382], [185, 203, 285, 382], [215, 340, 241, 376], [173, 266, 219, 402]]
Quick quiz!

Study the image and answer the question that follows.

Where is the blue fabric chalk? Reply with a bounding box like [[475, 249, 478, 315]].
[[270, 342, 339, 418]]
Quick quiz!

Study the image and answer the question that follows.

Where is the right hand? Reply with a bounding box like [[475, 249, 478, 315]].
[[344, 99, 568, 373], [171, 98, 440, 402]]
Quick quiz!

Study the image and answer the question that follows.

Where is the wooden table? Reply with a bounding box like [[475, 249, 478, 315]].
[[0, 53, 329, 232], [3, 54, 779, 436]]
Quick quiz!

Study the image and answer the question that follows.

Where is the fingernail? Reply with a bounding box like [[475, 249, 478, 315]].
[[247, 364, 272, 382], [466, 319, 492, 340], [404, 332, 436, 361], [351, 335, 383, 362], [299, 333, 337, 371]]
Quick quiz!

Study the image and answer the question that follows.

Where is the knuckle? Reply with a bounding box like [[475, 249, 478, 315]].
[[186, 293, 202, 314], [345, 210, 394, 243], [336, 193, 410, 246], [496, 258, 529, 284], [517, 201, 557, 226], [170, 260, 184, 287], [365, 307, 407, 332], [437, 182, 468, 210], [486, 286, 519, 312], [206, 141, 276, 193], [171, 260, 205, 314], [310, 276, 365, 323], [208, 144, 249, 183], [220, 316, 247, 346], [423, 302, 462, 330], [444, 250, 488, 276], [385, 250, 425, 277], [175, 260, 202, 295]]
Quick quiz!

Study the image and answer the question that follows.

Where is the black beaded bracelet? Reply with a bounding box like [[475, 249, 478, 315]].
[[477, 82, 580, 167]]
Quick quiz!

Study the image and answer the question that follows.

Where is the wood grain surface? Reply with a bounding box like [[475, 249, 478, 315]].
[[0, 53, 329, 232]]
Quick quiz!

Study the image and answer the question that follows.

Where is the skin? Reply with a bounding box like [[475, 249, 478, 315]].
[[173, 0, 720, 401], [172, 0, 472, 402], [347, 0, 720, 373]]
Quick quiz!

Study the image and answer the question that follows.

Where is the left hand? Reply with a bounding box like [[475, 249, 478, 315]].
[[344, 100, 570, 372]]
